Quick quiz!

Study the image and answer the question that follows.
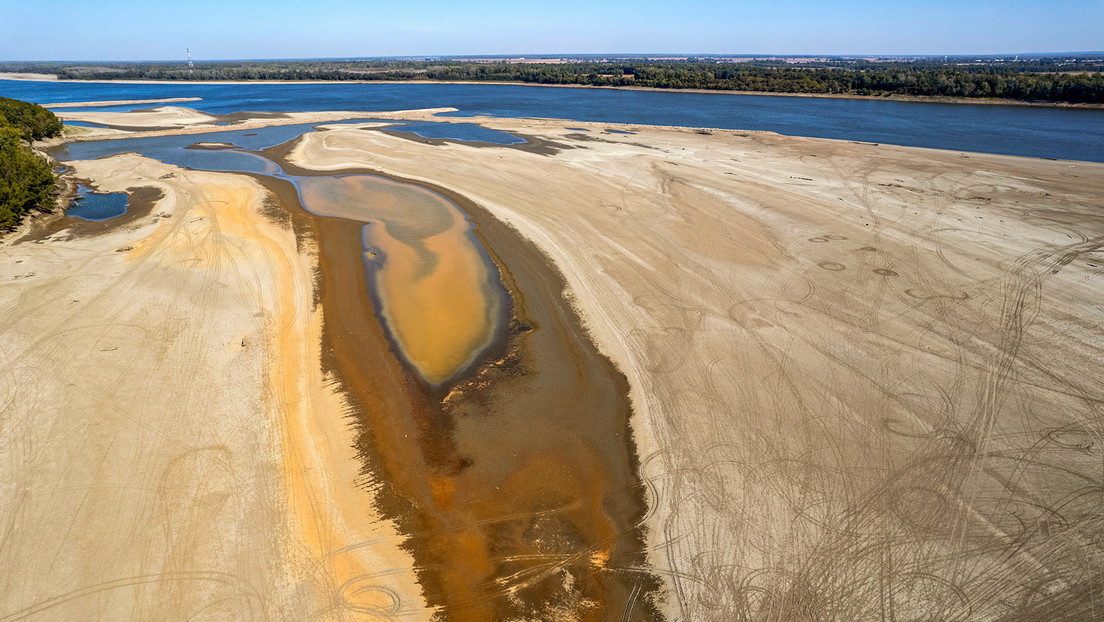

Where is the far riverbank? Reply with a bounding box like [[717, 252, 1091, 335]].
[[2, 72, 1101, 109]]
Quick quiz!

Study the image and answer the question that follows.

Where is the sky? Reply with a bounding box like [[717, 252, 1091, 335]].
[[2, 0, 1102, 61]]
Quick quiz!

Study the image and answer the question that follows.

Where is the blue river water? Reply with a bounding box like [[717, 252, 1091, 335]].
[[49, 119, 522, 176], [4, 79, 1104, 162], [52, 121, 349, 174], [67, 184, 128, 220]]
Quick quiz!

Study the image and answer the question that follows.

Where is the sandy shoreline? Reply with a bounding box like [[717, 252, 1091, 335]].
[[3, 109, 1104, 620], [43, 97, 203, 107], [3, 71, 1099, 109]]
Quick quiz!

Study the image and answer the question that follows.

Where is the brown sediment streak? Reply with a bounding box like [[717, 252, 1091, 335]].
[[258, 139, 665, 621]]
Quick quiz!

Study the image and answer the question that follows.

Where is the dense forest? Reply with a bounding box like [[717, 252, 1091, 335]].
[[5, 56, 1103, 104], [0, 97, 61, 229]]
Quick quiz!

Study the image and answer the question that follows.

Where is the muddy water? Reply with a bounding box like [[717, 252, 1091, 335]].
[[296, 176, 502, 385]]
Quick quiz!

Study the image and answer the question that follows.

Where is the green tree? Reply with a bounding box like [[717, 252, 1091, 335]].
[[0, 97, 63, 141]]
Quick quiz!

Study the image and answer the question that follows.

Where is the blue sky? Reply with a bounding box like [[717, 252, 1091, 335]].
[[2, 0, 1101, 61]]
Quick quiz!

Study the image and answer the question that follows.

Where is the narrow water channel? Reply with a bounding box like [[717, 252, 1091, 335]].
[[51, 123, 662, 619]]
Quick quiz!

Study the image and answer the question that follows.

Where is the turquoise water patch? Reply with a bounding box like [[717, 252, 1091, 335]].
[[67, 185, 128, 221]]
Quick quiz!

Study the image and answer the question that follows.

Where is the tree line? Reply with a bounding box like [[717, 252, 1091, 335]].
[[5, 58, 1104, 104], [0, 97, 61, 229]]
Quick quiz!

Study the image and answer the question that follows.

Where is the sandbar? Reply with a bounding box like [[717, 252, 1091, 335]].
[[44, 97, 204, 108], [287, 116, 1104, 620]]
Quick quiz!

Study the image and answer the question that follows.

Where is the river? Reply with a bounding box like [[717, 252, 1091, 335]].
[[3, 79, 1104, 162]]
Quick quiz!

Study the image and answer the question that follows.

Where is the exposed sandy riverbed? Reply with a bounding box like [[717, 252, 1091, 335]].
[[0, 156, 427, 619], [2, 110, 1104, 621]]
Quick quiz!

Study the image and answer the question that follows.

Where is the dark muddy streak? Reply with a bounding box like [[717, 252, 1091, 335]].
[[375, 128, 575, 157], [256, 138, 664, 620]]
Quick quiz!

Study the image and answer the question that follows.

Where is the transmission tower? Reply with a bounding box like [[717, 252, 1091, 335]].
[[187, 48, 194, 74]]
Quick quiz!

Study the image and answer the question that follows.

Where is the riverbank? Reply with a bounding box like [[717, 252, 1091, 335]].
[[3, 110, 1104, 620], [4, 71, 1100, 109], [0, 154, 429, 619]]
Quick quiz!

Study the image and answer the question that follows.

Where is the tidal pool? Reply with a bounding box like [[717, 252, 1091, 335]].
[[386, 121, 524, 144]]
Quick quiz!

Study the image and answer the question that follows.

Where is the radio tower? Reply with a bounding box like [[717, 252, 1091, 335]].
[[187, 48, 194, 74]]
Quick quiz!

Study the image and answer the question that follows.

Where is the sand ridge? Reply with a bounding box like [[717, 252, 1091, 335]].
[[43, 108, 461, 144]]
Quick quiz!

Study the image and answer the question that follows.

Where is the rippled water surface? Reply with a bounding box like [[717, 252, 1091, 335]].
[[4, 80, 1103, 161]]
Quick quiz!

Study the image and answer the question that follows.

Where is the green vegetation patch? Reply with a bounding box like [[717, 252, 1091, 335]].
[[0, 97, 61, 229], [0, 96, 63, 141]]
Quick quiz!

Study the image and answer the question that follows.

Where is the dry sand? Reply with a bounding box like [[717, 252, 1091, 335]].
[[45, 109, 454, 143], [58, 105, 222, 128], [2, 109, 1104, 621], [288, 119, 1104, 620], [44, 97, 204, 108], [0, 156, 427, 620]]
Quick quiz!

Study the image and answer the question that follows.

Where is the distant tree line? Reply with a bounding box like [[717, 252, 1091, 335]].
[[0, 97, 61, 229], [5, 58, 1104, 104]]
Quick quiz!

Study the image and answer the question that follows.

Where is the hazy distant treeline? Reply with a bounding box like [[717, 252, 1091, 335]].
[[0, 97, 60, 229], [427, 63, 1104, 103], [7, 58, 1104, 104]]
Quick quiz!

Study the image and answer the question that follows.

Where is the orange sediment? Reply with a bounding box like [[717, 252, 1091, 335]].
[[257, 152, 663, 621], [365, 212, 497, 385], [197, 181, 425, 617], [298, 175, 500, 385]]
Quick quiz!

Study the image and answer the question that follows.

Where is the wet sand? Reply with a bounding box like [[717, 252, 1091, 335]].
[[295, 175, 503, 385], [259, 143, 661, 620]]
